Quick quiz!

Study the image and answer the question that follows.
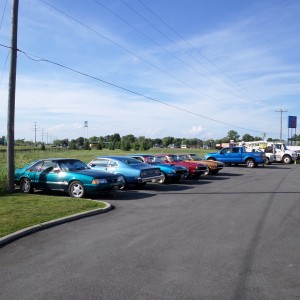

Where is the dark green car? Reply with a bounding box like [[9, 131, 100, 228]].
[[15, 158, 125, 198]]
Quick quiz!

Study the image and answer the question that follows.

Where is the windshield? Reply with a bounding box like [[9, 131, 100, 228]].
[[121, 158, 144, 166], [168, 155, 182, 162], [59, 160, 89, 171], [189, 154, 202, 160]]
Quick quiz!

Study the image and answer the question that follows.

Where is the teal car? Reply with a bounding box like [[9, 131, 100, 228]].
[[15, 158, 125, 198]]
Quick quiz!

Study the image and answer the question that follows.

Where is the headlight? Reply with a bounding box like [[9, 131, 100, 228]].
[[92, 179, 107, 184]]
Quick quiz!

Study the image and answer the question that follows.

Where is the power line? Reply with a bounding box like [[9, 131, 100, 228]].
[[0, 42, 271, 135], [93, 0, 254, 111], [40, 0, 260, 112], [135, 0, 269, 105]]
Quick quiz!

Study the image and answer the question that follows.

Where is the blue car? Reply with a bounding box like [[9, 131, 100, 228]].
[[88, 156, 164, 189], [15, 158, 125, 198], [129, 154, 188, 183]]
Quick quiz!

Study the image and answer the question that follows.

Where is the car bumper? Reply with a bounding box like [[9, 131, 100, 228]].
[[138, 174, 165, 183]]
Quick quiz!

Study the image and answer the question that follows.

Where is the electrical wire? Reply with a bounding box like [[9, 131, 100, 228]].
[[41, 0, 256, 111], [0, 42, 271, 135]]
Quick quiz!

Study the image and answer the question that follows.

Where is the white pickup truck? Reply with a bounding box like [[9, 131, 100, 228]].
[[242, 141, 297, 164]]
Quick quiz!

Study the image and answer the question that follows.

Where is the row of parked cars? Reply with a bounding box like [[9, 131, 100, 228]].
[[14, 153, 225, 198]]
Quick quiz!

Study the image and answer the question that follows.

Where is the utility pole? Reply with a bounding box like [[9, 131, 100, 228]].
[[33, 121, 38, 145], [275, 109, 288, 142], [7, 0, 19, 193]]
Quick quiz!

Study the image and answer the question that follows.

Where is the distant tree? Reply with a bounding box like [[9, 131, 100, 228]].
[[96, 142, 103, 150], [40, 143, 46, 151], [242, 134, 254, 142], [226, 130, 240, 142], [120, 140, 131, 151], [76, 137, 84, 147], [69, 140, 77, 150], [162, 136, 174, 147], [84, 140, 91, 150]]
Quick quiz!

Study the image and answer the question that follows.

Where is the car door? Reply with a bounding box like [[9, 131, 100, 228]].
[[219, 148, 232, 163], [34, 160, 61, 190]]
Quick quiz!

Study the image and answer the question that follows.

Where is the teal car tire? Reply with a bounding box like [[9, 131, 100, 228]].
[[69, 181, 85, 198], [20, 178, 33, 193]]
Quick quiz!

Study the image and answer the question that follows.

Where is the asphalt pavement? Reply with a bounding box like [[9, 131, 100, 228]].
[[0, 164, 299, 299]]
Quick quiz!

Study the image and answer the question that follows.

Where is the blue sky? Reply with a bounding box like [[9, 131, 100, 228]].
[[1, 0, 300, 142]]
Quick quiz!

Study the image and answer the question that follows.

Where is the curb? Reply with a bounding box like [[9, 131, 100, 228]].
[[0, 201, 112, 248]]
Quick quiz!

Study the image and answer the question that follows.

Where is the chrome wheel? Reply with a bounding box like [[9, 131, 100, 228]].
[[20, 178, 33, 193], [69, 181, 85, 198], [157, 172, 167, 184], [245, 159, 256, 168]]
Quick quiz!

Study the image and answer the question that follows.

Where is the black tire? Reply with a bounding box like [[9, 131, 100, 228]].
[[157, 172, 167, 184], [207, 157, 216, 161], [135, 182, 146, 189], [282, 155, 292, 164], [119, 176, 128, 190], [203, 168, 210, 176], [210, 169, 219, 175], [68, 181, 85, 198], [245, 158, 256, 168], [20, 178, 33, 193], [265, 157, 271, 165], [191, 173, 201, 179]]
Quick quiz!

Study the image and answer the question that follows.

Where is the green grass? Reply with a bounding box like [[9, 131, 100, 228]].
[[0, 193, 107, 237]]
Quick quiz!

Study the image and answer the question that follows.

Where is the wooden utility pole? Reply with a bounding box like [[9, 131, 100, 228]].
[[7, 0, 19, 193]]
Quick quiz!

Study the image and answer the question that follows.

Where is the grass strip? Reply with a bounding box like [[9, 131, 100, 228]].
[[0, 193, 106, 237]]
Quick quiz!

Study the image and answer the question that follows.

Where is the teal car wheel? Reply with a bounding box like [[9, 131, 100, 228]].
[[69, 181, 85, 198], [20, 178, 33, 193]]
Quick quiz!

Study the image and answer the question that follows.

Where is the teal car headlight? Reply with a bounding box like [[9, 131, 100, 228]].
[[92, 178, 108, 184]]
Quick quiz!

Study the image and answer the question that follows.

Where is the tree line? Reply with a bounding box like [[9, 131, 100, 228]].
[[11, 130, 300, 151]]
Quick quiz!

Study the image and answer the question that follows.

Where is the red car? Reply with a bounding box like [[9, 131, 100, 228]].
[[153, 154, 208, 178]]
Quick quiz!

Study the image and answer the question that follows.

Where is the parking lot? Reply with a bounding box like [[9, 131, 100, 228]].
[[1, 164, 300, 299]]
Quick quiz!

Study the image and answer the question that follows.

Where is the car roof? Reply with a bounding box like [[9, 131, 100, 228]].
[[95, 156, 139, 159]]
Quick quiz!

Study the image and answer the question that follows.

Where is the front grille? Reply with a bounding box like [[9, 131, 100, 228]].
[[141, 168, 161, 178], [197, 166, 207, 171], [175, 169, 188, 175]]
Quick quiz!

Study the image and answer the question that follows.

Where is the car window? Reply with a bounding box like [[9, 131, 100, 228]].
[[220, 148, 231, 154], [92, 159, 109, 167], [121, 158, 143, 165], [59, 160, 88, 171], [26, 161, 43, 172], [39, 161, 58, 172], [108, 160, 118, 167]]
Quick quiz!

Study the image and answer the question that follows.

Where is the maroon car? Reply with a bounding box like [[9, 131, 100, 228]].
[[153, 154, 208, 178]]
